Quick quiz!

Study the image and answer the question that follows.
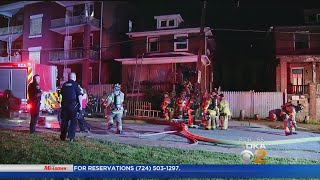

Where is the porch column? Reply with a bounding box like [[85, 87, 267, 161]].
[[308, 83, 317, 120], [280, 60, 287, 92], [312, 62, 316, 83], [82, 24, 91, 89]]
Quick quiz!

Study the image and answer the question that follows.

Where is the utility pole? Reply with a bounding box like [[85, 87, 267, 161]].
[[196, 0, 207, 95]]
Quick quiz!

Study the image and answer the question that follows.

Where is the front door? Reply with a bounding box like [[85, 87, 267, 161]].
[[291, 68, 304, 94]]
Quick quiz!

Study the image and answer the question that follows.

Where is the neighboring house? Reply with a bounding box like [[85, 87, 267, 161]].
[[275, 9, 320, 121], [0, 1, 129, 88], [115, 14, 215, 97]]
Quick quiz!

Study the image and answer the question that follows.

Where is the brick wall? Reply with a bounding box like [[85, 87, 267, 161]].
[[317, 96, 320, 121], [280, 61, 287, 92]]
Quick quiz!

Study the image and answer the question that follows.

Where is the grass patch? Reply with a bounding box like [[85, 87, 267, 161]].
[[1, 129, 319, 164], [0, 129, 320, 180]]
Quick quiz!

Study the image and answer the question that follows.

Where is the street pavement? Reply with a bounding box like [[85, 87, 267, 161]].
[[1, 113, 320, 161]]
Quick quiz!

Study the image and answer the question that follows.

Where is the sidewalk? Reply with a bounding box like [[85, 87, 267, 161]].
[[235, 118, 320, 132]]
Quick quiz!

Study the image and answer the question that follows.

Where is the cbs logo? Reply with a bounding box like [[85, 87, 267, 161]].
[[240, 149, 267, 164]]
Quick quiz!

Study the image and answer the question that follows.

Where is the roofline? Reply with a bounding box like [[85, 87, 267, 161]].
[[115, 55, 210, 65], [126, 27, 213, 38], [154, 14, 184, 22], [0, 1, 42, 17], [274, 25, 320, 29], [0, 1, 42, 11], [54, 1, 93, 7]]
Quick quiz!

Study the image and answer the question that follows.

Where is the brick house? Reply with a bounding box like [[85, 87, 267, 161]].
[[115, 14, 215, 97], [0, 1, 129, 89], [275, 9, 320, 121]]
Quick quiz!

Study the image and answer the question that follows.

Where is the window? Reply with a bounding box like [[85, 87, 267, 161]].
[[291, 68, 304, 86], [294, 32, 309, 50], [147, 37, 159, 52], [90, 33, 93, 49], [317, 14, 320, 23], [128, 20, 133, 32], [174, 34, 188, 51], [291, 68, 304, 94], [160, 20, 167, 27], [28, 47, 41, 64], [29, 14, 43, 37], [168, 20, 175, 26], [158, 19, 177, 29]]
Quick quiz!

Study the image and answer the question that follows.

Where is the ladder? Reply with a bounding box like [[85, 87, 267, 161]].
[[131, 53, 144, 101]]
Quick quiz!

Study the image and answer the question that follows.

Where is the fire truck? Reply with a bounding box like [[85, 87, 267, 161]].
[[0, 62, 58, 114]]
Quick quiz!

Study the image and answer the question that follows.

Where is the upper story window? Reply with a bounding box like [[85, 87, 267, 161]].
[[147, 37, 159, 53], [155, 14, 184, 29], [174, 34, 188, 51], [90, 33, 93, 49], [28, 46, 41, 64], [129, 20, 133, 32], [159, 19, 176, 29], [317, 14, 320, 23], [29, 14, 43, 38], [294, 32, 310, 50]]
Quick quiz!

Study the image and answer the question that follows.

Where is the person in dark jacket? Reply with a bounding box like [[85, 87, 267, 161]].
[[60, 72, 83, 142], [27, 74, 42, 134]]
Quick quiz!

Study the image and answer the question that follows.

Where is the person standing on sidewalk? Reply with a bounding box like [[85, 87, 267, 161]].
[[105, 84, 125, 134], [77, 87, 91, 133], [218, 94, 231, 130], [27, 74, 42, 134], [60, 72, 83, 142]]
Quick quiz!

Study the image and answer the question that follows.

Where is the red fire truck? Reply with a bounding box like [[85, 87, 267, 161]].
[[0, 62, 58, 114]]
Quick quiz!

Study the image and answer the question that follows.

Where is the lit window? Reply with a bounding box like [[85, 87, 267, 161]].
[[30, 14, 43, 37], [129, 20, 132, 32], [174, 34, 188, 51], [148, 37, 159, 52], [28, 47, 41, 64]]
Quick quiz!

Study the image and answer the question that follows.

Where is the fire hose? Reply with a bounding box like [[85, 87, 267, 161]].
[[139, 122, 320, 147]]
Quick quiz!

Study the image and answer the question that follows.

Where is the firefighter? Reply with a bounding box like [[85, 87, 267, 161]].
[[60, 72, 83, 142], [101, 91, 109, 119], [218, 94, 231, 130], [176, 91, 188, 119], [281, 101, 304, 136], [182, 80, 193, 97], [27, 74, 42, 134], [161, 92, 174, 121], [105, 84, 125, 134], [201, 91, 212, 130], [207, 91, 220, 129], [186, 93, 200, 128]]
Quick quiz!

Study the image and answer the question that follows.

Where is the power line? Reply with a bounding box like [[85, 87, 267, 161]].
[[1, 27, 320, 53]]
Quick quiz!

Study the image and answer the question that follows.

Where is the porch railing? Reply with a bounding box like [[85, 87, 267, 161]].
[[49, 49, 99, 61], [288, 84, 309, 95], [0, 56, 21, 63], [51, 16, 100, 29], [126, 82, 173, 93], [0, 25, 23, 36]]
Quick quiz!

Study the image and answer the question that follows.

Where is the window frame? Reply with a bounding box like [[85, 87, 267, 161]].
[[291, 67, 304, 85], [29, 14, 43, 38], [174, 34, 188, 51], [293, 31, 310, 50], [147, 36, 160, 53], [28, 46, 42, 64]]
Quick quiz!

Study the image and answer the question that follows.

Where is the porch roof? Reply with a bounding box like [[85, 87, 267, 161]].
[[277, 55, 320, 62], [115, 55, 210, 65]]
